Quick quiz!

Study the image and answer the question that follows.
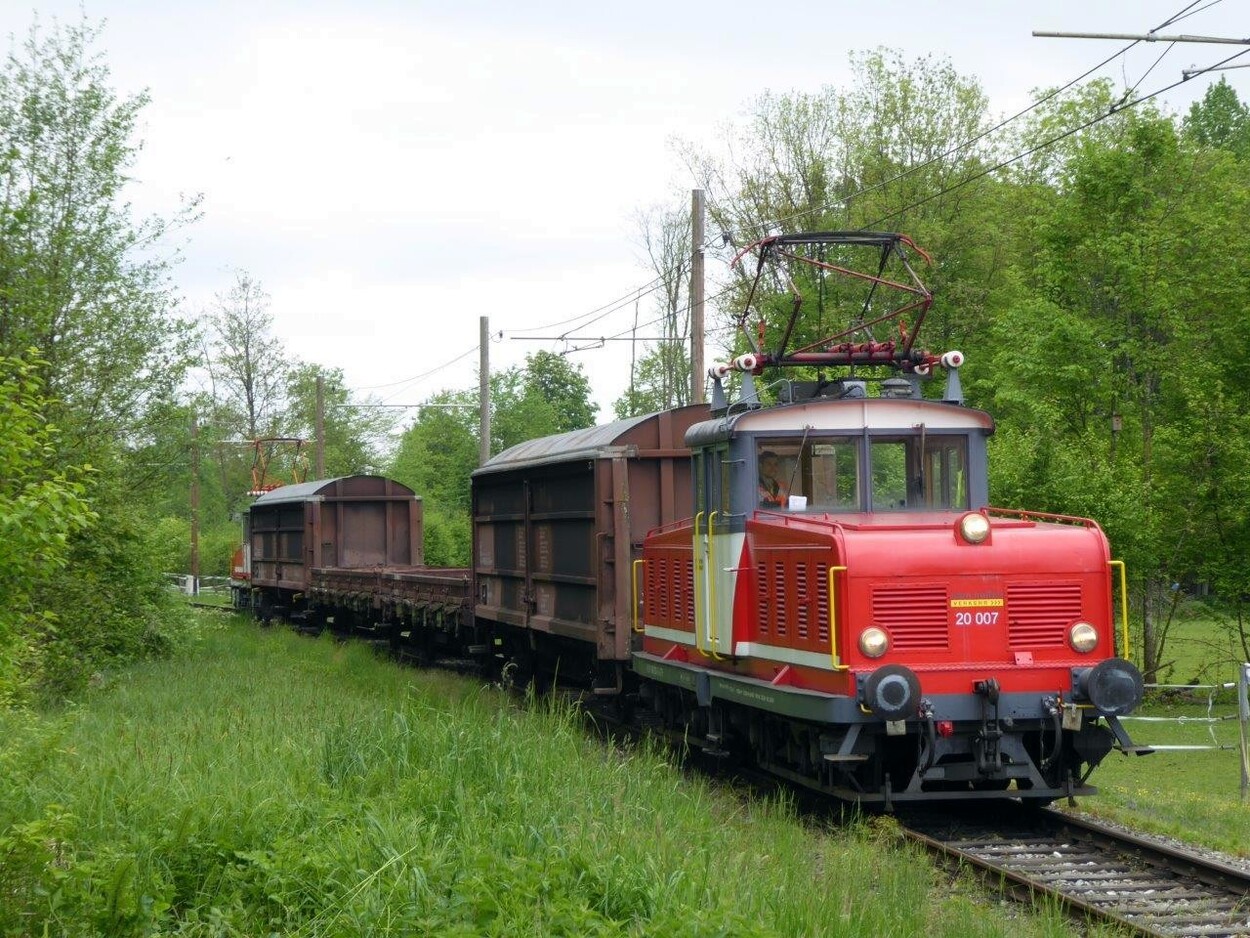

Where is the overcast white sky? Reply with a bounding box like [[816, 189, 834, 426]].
[[3, 0, 1246, 419]]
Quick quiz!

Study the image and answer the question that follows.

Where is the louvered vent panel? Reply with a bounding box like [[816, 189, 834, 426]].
[[796, 563, 810, 640], [816, 563, 830, 643], [682, 558, 695, 627], [658, 558, 671, 622], [755, 561, 772, 636], [644, 560, 659, 625], [872, 585, 949, 650], [773, 564, 787, 636], [1007, 582, 1081, 647]]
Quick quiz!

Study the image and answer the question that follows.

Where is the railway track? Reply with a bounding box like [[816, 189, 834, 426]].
[[902, 806, 1250, 936]]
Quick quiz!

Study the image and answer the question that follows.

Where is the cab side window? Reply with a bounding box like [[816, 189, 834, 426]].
[[809, 440, 859, 509]]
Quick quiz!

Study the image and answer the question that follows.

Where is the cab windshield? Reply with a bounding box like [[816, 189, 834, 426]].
[[756, 433, 968, 512]]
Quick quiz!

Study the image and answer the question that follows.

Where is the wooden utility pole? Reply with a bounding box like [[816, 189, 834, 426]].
[[190, 412, 200, 595], [315, 373, 326, 479], [480, 315, 491, 465], [690, 189, 706, 404]]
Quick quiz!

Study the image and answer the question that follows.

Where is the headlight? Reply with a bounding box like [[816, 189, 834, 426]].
[[958, 512, 990, 544], [1069, 621, 1098, 653], [859, 627, 889, 658]]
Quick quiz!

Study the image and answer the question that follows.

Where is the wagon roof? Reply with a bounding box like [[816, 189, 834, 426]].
[[475, 414, 655, 475], [475, 405, 706, 476], [249, 475, 415, 505]]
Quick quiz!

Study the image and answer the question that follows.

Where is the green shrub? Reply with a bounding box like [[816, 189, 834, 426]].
[[0, 354, 95, 705], [151, 517, 240, 578], [423, 505, 471, 567], [30, 492, 192, 700]]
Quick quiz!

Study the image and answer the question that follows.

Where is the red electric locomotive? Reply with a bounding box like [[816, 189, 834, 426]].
[[632, 232, 1147, 805]]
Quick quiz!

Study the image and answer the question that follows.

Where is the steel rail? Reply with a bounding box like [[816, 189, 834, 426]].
[[902, 807, 1250, 936]]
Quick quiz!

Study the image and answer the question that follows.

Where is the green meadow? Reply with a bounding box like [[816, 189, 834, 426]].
[[0, 617, 1096, 938]]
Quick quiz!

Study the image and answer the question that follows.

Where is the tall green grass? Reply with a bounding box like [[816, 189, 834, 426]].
[[0, 619, 1083, 937]]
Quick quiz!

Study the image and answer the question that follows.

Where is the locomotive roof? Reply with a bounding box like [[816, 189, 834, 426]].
[[686, 397, 994, 448], [476, 405, 706, 476], [249, 475, 415, 506]]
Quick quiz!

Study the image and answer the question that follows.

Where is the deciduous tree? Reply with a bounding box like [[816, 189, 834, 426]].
[[616, 203, 693, 418], [0, 18, 194, 697], [207, 271, 286, 439], [0, 19, 196, 459], [282, 363, 395, 477]]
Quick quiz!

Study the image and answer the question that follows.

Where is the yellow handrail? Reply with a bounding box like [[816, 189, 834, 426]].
[[692, 512, 709, 657], [828, 565, 849, 671], [1108, 559, 1130, 658], [631, 558, 646, 634], [707, 511, 725, 660]]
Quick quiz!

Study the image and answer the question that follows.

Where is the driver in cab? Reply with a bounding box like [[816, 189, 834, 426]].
[[758, 451, 790, 508]]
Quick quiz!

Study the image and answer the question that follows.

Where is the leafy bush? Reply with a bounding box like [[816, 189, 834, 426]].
[[0, 355, 95, 705], [423, 505, 471, 567], [150, 517, 240, 577], [30, 488, 192, 700]]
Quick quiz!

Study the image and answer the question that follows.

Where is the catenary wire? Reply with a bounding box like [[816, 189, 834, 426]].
[[506, 276, 667, 335], [355, 342, 481, 391], [378, 344, 480, 404], [721, 0, 1220, 240], [1161, 0, 1224, 28], [857, 45, 1250, 232]]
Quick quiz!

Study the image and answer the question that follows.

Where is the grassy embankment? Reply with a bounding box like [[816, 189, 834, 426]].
[[1074, 611, 1250, 853], [0, 617, 1090, 937]]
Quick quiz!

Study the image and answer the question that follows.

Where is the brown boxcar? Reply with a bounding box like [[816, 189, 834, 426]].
[[471, 405, 707, 665], [249, 476, 423, 606]]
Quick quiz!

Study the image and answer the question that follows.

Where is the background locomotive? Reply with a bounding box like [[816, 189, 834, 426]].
[[244, 232, 1148, 806]]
